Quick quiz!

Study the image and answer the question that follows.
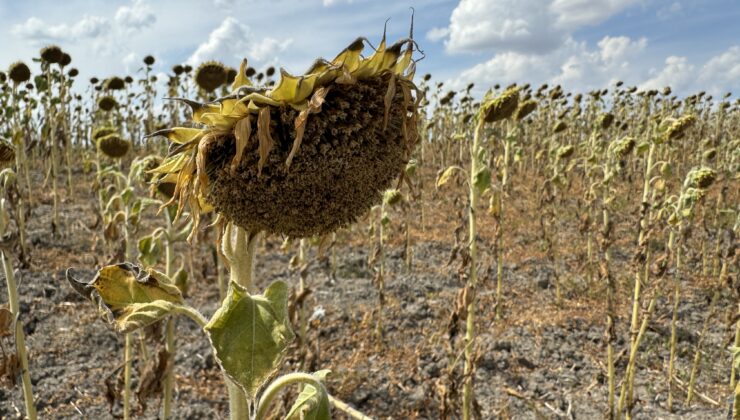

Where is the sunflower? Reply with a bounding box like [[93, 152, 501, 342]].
[[150, 30, 421, 238]]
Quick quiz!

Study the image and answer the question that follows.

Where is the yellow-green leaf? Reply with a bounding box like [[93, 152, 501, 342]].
[[285, 370, 331, 420], [204, 280, 294, 401], [66, 263, 183, 333]]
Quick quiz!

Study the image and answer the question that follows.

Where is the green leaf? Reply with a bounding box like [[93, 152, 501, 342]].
[[138, 235, 163, 268], [67, 263, 183, 333], [473, 166, 491, 194], [285, 370, 331, 420], [205, 280, 294, 401]]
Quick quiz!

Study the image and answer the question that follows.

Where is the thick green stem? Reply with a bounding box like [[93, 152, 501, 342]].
[[221, 223, 260, 420], [463, 118, 484, 420]]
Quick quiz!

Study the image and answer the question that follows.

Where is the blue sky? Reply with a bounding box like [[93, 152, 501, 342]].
[[1, 0, 738, 97]]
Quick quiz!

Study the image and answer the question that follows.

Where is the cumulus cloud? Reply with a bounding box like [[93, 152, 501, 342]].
[[698, 46, 740, 92], [12, 15, 108, 42], [115, 0, 156, 31], [443, 0, 564, 54], [425, 27, 450, 43], [187, 17, 292, 67], [641, 56, 694, 91], [11, 0, 155, 48], [598, 36, 647, 63], [450, 35, 648, 94], [431, 0, 642, 55], [550, 0, 640, 29]]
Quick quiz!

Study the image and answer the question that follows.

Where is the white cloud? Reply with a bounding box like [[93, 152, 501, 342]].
[[550, 0, 640, 29], [323, 0, 353, 6], [187, 17, 292, 67], [426, 27, 450, 43], [115, 0, 156, 31], [451, 35, 648, 94], [12, 15, 108, 42], [657, 2, 682, 20], [444, 0, 564, 54], [697, 46, 740, 93], [641, 56, 694, 91], [598, 35, 647, 63], [436, 0, 643, 55]]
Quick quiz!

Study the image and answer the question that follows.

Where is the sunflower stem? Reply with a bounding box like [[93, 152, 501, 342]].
[[221, 223, 260, 420], [1, 199, 37, 420], [462, 117, 485, 420]]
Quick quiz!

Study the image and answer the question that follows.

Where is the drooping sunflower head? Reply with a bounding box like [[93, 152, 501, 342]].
[[40, 45, 64, 64], [150, 27, 421, 238], [94, 127, 130, 159], [8, 62, 31, 85], [105, 77, 126, 91], [195, 61, 228, 92], [481, 87, 519, 123], [97, 96, 119, 112]]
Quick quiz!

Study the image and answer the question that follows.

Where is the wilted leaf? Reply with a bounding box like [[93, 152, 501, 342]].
[[285, 370, 331, 420], [66, 264, 183, 333], [436, 166, 463, 189], [205, 280, 294, 401]]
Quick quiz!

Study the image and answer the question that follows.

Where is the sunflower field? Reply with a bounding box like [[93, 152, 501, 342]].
[[0, 22, 738, 420]]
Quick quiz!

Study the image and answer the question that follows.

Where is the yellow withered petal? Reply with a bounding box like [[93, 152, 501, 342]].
[[380, 40, 404, 72], [150, 154, 188, 174], [170, 98, 221, 125], [331, 37, 364, 72], [305, 58, 331, 76], [352, 32, 387, 79], [393, 41, 413, 76], [219, 98, 250, 119], [199, 112, 241, 130], [269, 70, 318, 104], [231, 58, 253, 91], [150, 127, 205, 144]]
